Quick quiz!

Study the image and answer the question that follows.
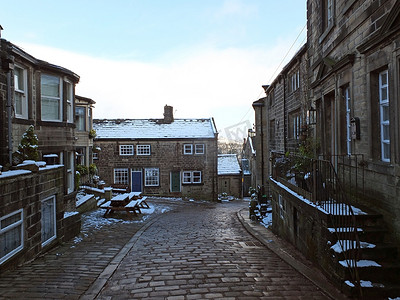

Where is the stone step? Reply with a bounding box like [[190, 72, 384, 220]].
[[329, 240, 397, 262], [343, 280, 400, 299], [338, 260, 400, 283]]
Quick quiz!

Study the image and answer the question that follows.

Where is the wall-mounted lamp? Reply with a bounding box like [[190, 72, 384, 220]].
[[307, 106, 317, 125], [248, 129, 256, 138]]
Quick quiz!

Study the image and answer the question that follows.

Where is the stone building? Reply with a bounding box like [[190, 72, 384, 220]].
[[241, 131, 257, 196], [253, 0, 400, 296], [252, 44, 308, 193], [93, 105, 218, 201], [217, 154, 242, 198], [0, 36, 81, 270], [75, 95, 96, 170], [307, 0, 400, 242], [0, 38, 80, 204]]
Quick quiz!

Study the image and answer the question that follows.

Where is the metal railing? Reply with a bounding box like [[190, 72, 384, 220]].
[[271, 152, 362, 295]]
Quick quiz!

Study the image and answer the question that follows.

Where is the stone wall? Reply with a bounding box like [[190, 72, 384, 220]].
[[270, 179, 337, 283], [0, 166, 66, 272]]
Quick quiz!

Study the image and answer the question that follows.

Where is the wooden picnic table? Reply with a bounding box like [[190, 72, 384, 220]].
[[100, 193, 149, 219]]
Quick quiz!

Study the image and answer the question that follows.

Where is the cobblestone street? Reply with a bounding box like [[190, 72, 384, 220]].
[[0, 199, 330, 299]]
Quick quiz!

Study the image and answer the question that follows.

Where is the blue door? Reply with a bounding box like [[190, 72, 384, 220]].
[[131, 171, 142, 192]]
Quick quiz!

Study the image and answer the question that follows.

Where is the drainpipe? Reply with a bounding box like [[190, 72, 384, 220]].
[[283, 75, 287, 152], [6, 69, 12, 165]]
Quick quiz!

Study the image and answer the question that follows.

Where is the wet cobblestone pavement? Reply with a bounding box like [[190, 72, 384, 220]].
[[0, 198, 329, 299]]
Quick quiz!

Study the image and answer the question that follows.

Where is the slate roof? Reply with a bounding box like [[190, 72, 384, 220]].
[[218, 154, 241, 175], [93, 118, 217, 140]]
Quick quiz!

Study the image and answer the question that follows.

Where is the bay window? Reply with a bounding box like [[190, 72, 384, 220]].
[[66, 81, 73, 123], [41, 74, 62, 121], [75, 106, 86, 131]]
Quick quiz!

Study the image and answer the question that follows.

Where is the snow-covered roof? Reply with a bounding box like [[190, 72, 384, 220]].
[[93, 118, 217, 140], [218, 154, 241, 175]]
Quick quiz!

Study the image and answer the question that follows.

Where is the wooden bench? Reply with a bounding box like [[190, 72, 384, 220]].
[[136, 196, 150, 209]]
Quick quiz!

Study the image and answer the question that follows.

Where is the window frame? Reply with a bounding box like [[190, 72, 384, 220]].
[[14, 65, 28, 119], [65, 80, 73, 123], [66, 151, 74, 194], [289, 110, 302, 140], [114, 168, 129, 185], [0, 209, 24, 264], [194, 144, 205, 155], [183, 144, 193, 155], [119, 145, 134, 156], [182, 171, 202, 184], [137, 145, 151, 156], [379, 69, 390, 162], [41, 196, 57, 247], [344, 87, 352, 156], [75, 106, 86, 131], [144, 168, 159, 186], [41, 74, 62, 122]]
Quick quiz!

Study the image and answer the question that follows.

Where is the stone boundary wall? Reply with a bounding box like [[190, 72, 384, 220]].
[[0, 166, 65, 272]]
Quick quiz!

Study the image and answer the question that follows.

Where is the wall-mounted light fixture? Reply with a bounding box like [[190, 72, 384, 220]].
[[307, 106, 317, 125]]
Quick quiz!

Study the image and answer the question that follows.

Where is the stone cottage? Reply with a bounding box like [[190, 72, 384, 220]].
[[93, 105, 218, 201], [218, 154, 242, 198]]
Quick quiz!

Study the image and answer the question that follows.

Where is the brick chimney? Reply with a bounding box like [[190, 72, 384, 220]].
[[163, 105, 174, 123]]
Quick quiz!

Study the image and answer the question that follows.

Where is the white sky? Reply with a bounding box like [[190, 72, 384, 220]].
[[0, 0, 307, 141]]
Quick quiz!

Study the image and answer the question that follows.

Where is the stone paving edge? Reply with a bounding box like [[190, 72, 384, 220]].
[[236, 208, 348, 300]]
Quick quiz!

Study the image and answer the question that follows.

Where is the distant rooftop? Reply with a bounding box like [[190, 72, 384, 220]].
[[218, 154, 241, 175], [93, 118, 218, 140]]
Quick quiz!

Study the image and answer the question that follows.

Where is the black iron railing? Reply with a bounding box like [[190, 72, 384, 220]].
[[271, 152, 362, 294]]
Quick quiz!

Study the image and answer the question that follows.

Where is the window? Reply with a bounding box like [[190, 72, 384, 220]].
[[379, 70, 390, 162], [137, 145, 151, 155], [182, 171, 202, 184], [75, 106, 86, 131], [114, 168, 129, 185], [278, 194, 286, 219], [269, 119, 276, 148], [195, 144, 205, 154], [0, 209, 24, 264], [93, 152, 98, 160], [41, 196, 57, 247], [290, 70, 300, 92], [66, 151, 74, 194], [344, 87, 352, 155], [14, 65, 28, 119], [76, 147, 86, 165], [192, 171, 202, 183], [183, 144, 193, 155], [65, 81, 73, 123], [323, 0, 334, 32], [145, 168, 159, 186], [289, 111, 301, 139], [119, 145, 134, 156], [41, 74, 62, 121]]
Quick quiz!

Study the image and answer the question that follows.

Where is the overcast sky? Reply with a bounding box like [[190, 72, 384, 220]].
[[1, 0, 306, 141]]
